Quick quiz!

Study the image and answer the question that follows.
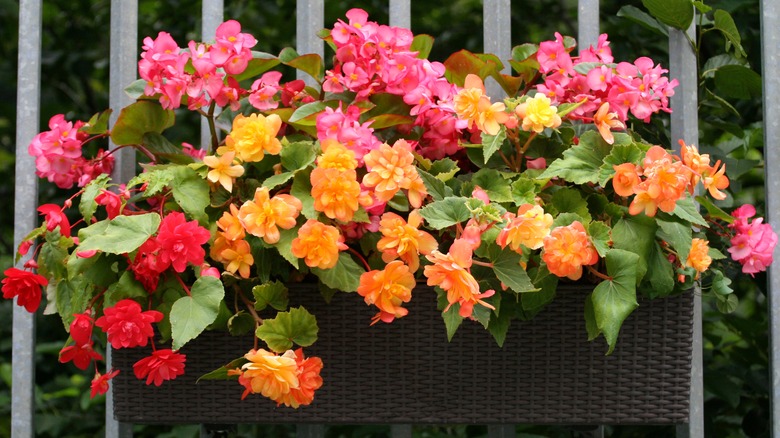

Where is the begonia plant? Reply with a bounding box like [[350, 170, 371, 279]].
[[4, 8, 776, 408]]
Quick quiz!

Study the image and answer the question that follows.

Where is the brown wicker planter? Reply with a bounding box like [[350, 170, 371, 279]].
[[111, 284, 693, 425]]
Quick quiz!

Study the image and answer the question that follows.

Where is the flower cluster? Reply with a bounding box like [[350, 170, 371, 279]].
[[5, 8, 775, 406]]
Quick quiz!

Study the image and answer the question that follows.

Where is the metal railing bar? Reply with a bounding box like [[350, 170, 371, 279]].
[[389, 0, 411, 29], [483, 0, 511, 99], [295, 0, 324, 87], [12, 1, 42, 436], [669, 21, 703, 438], [200, 0, 224, 152], [577, 0, 599, 52], [760, 0, 780, 435]]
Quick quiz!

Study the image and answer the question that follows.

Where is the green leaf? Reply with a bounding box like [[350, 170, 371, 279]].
[[641, 0, 694, 30], [418, 169, 452, 201], [170, 166, 210, 223], [443, 50, 487, 86], [233, 51, 281, 82], [429, 158, 460, 180], [671, 197, 708, 226], [228, 312, 256, 336], [489, 246, 537, 293], [714, 65, 762, 100], [366, 114, 414, 129], [252, 281, 289, 311], [56, 277, 93, 330], [66, 253, 116, 287], [77, 213, 161, 254], [656, 216, 692, 263], [255, 306, 319, 353], [441, 301, 463, 342], [418, 197, 472, 229], [711, 269, 733, 296], [291, 169, 316, 220], [591, 249, 640, 354], [170, 276, 225, 350], [584, 294, 600, 341], [275, 227, 300, 269], [128, 166, 175, 196], [511, 43, 538, 61], [104, 271, 148, 308], [311, 253, 364, 292], [124, 79, 149, 100], [713, 10, 746, 58], [510, 178, 539, 206], [262, 172, 294, 189], [611, 214, 657, 283], [79, 174, 111, 222], [197, 357, 249, 382], [572, 62, 605, 75], [471, 169, 514, 203], [643, 242, 675, 298], [588, 221, 612, 258], [410, 34, 434, 59], [616, 5, 669, 37], [481, 129, 507, 164], [487, 303, 512, 347], [142, 133, 194, 164], [288, 101, 328, 124], [539, 131, 613, 184], [280, 141, 317, 171], [551, 187, 592, 223], [81, 110, 113, 135], [110, 100, 175, 145], [716, 293, 738, 314], [279, 48, 323, 81], [598, 143, 643, 187], [695, 196, 733, 222]]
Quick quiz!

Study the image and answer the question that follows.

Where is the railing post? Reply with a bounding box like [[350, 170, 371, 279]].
[[107, 0, 138, 436], [295, 0, 324, 88], [12, 0, 42, 436], [483, 0, 511, 98], [577, 0, 599, 51], [389, 0, 411, 29], [200, 0, 224, 152], [669, 20, 703, 438], [761, 0, 780, 435]]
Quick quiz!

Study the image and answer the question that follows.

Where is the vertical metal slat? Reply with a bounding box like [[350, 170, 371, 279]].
[[200, 0, 224, 151], [483, 0, 511, 98], [669, 21, 703, 438], [577, 0, 600, 52], [12, 1, 42, 436], [761, 0, 780, 435], [106, 0, 138, 436], [389, 0, 411, 29], [295, 0, 324, 87]]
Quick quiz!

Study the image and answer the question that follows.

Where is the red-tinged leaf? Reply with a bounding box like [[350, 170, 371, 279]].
[[444, 50, 487, 86], [366, 114, 414, 129], [110, 100, 175, 146], [279, 47, 324, 81], [232, 51, 280, 82]]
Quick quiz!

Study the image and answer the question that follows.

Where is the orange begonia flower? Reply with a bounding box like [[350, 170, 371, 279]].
[[277, 349, 323, 408], [291, 219, 347, 269], [475, 96, 510, 136], [310, 167, 365, 223], [357, 260, 416, 324], [541, 221, 599, 280], [234, 349, 299, 403], [317, 139, 358, 171], [593, 102, 625, 145], [362, 139, 427, 208], [203, 151, 245, 192], [377, 211, 438, 272], [629, 146, 691, 217], [685, 238, 712, 276], [424, 239, 495, 318], [701, 160, 729, 200], [220, 113, 282, 163], [453, 74, 486, 129], [612, 163, 640, 197], [238, 187, 302, 244], [217, 204, 245, 242], [220, 238, 254, 278], [496, 204, 553, 252]]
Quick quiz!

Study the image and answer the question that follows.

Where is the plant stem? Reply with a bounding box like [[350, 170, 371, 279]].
[[173, 272, 191, 296], [207, 101, 218, 153], [347, 247, 371, 272], [586, 265, 611, 282], [472, 259, 494, 268]]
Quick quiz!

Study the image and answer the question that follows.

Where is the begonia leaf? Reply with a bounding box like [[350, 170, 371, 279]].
[[510, 178, 539, 206], [280, 141, 317, 172], [487, 296, 512, 347], [77, 213, 160, 255], [584, 295, 600, 341], [56, 277, 93, 331], [275, 227, 301, 269], [288, 101, 328, 124], [656, 215, 693, 264], [170, 165, 210, 223], [262, 172, 294, 190], [312, 253, 364, 292], [233, 51, 281, 82], [588, 221, 612, 258], [419, 197, 472, 229], [642, 0, 694, 31], [443, 50, 486, 87], [616, 6, 669, 37], [79, 174, 111, 222], [278, 48, 324, 81], [81, 109, 113, 135], [66, 253, 116, 288], [716, 293, 738, 314], [128, 165, 176, 197], [104, 271, 148, 308], [228, 312, 256, 336], [142, 132, 195, 164], [711, 269, 734, 296], [471, 168, 514, 203], [539, 131, 613, 184], [255, 306, 318, 353], [551, 187, 592, 223], [488, 245, 537, 293], [198, 357, 249, 382], [611, 214, 656, 283], [291, 169, 317, 220], [643, 242, 675, 299], [598, 143, 644, 187], [110, 100, 175, 146], [670, 197, 708, 226], [170, 276, 225, 350], [253, 281, 289, 311], [591, 249, 639, 355], [481, 127, 507, 164], [418, 169, 452, 201], [366, 114, 414, 129], [411, 34, 434, 59]]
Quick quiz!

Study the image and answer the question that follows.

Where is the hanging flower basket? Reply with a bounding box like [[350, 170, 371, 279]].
[[111, 283, 692, 425]]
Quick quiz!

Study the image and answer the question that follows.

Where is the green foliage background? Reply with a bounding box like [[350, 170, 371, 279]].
[[0, 0, 768, 436]]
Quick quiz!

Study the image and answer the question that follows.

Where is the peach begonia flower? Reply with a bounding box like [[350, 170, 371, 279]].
[[362, 139, 427, 208], [232, 349, 299, 402], [377, 210, 438, 272], [593, 102, 625, 145], [310, 167, 367, 223], [541, 221, 599, 281], [209, 235, 231, 264], [453, 74, 486, 129], [357, 260, 416, 325], [216, 204, 245, 241], [220, 238, 254, 278], [475, 96, 509, 136], [515, 93, 562, 133], [291, 219, 347, 269], [701, 160, 729, 200], [629, 146, 691, 217], [317, 138, 358, 171], [203, 151, 244, 192], [424, 239, 495, 318], [685, 238, 712, 276], [496, 204, 554, 252], [678, 140, 729, 200], [238, 187, 302, 244], [277, 349, 323, 408], [220, 113, 282, 163], [612, 163, 640, 197]]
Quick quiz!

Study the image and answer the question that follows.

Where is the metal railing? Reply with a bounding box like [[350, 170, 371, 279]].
[[12, 1, 778, 437]]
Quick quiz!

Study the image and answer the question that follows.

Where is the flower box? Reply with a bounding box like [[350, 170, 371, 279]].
[[111, 284, 692, 425]]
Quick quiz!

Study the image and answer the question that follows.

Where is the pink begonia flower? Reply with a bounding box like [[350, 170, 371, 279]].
[[38, 204, 71, 237], [728, 205, 778, 276], [249, 71, 282, 110], [156, 211, 212, 273]]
